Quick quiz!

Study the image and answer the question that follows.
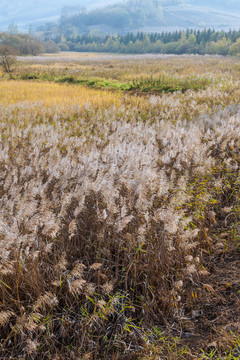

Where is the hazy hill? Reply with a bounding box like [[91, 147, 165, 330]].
[[59, 0, 163, 34], [154, 3, 240, 32], [59, 0, 240, 34], [1, 0, 240, 32], [0, 0, 117, 30]]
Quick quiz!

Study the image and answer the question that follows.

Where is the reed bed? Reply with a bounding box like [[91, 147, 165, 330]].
[[0, 72, 239, 359]]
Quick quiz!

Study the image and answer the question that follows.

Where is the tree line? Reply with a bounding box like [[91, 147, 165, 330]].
[[3, 27, 240, 57], [0, 33, 60, 56], [54, 28, 240, 56]]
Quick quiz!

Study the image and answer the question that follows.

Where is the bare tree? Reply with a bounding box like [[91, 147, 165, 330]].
[[0, 45, 17, 78]]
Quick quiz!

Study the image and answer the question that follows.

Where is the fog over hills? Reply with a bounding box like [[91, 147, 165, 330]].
[[192, 0, 240, 11], [0, 0, 240, 32], [156, 1, 240, 32], [0, 0, 116, 30]]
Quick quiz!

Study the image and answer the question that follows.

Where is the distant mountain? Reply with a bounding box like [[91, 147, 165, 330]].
[[0, 0, 117, 31], [59, 0, 240, 34], [60, 0, 163, 34], [155, 2, 240, 32], [1, 0, 240, 33]]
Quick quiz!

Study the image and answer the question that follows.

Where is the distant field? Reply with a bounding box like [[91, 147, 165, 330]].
[[19, 51, 233, 63], [19, 52, 192, 64], [16, 53, 240, 94], [0, 55, 240, 359]]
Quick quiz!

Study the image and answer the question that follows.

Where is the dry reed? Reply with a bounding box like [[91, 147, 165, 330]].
[[0, 72, 239, 359]]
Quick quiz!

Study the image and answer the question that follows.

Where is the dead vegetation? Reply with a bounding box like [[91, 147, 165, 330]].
[[0, 56, 239, 359]]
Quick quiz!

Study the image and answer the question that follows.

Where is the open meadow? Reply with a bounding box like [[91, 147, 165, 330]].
[[0, 54, 240, 359]]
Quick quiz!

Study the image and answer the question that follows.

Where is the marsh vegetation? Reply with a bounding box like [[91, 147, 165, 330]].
[[0, 54, 239, 359]]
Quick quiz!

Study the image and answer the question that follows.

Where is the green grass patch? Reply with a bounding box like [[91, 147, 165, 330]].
[[130, 75, 214, 93], [19, 72, 213, 94]]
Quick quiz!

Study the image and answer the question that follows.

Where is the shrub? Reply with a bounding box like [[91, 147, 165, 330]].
[[44, 40, 60, 53]]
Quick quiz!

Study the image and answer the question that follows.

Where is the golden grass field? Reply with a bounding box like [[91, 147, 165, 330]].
[[0, 54, 240, 359], [0, 80, 125, 107]]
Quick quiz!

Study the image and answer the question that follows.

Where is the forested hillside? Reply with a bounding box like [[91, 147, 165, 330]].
[[44, 0, 240, 37], [60, 0, 163, 33]]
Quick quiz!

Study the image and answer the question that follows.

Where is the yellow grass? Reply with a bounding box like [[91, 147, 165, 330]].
[[40, 51, 102, 58], [0, 80, 124, 107]]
